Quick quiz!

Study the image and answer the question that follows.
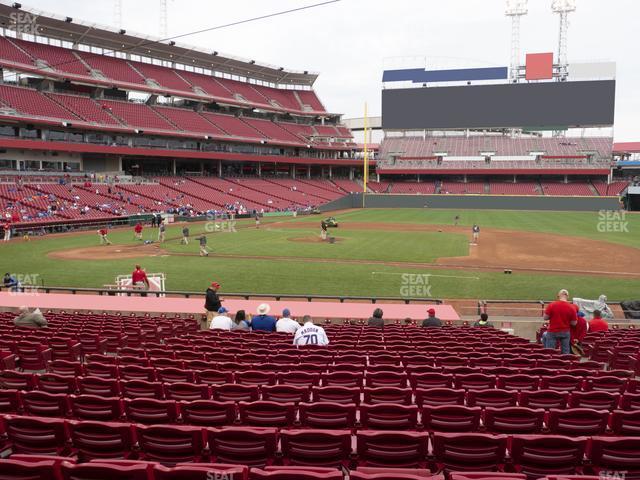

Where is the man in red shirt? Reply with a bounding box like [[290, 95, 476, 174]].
[[134, 222, 143, 240], [589, 309, 609, 333], [543, 289, 578, 354], [98, 227, 112, 245], [131, 264, 150, 297]]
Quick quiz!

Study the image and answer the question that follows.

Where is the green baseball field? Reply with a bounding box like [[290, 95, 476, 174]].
[[2, 208, 639, 301]]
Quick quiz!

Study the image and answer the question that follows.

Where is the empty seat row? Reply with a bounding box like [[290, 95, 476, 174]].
[[1, 415, 639, 478], [2, 392, 639, 435]]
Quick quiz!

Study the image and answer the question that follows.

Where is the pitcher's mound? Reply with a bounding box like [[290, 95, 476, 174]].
[[48, 243, 163, 260], [288, 236, 344, 244]]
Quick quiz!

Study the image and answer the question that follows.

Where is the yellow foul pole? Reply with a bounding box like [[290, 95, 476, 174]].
[[362, 102, 368, 208]]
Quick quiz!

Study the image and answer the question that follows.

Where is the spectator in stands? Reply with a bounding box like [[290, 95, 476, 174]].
[[588, 309, 609, 333], [367, 308, 385, 327], [204, 282, 222, 329], [422, 308, 442, 328], [131, 264, 150, 296], [14, 306, 47, 328], [294, 315, 330, 346], [252, 304, 277, 332], [570, 310, 588, 355], [543, 289, 578, 354], [210, 307, 233, 331], [276, 308, 300, 334], [232, 310, 251, 330], [3, 272, 20, 292], [473, 313, 494, 328]]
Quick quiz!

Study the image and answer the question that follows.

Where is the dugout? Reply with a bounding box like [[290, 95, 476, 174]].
[[622, 186, 640, 211]]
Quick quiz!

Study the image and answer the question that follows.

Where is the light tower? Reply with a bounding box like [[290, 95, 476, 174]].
[[159, 0, 168, 38], [552, 0, 577, 80], [113, 0, 122, 29], [505, 0, 528, 83]]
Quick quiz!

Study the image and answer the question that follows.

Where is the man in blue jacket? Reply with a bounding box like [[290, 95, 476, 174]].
[[252, 303, 277, 332]]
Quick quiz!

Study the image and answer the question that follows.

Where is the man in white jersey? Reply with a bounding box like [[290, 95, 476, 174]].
[[293, 315, 329, 347]]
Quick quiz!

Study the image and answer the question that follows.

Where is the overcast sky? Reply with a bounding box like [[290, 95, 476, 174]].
[[23, 0, 640, 141]]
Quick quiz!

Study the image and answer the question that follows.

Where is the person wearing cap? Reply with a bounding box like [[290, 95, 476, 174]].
[[210, 306, 234, 331], [252, 303, 277, 332], [473, 313, 494, 328], [367, 308, 385, 327], [543, 288, 578, 354], [422, 308, 442, 328], [276, 308, 301, 334], [204, 282, 222, 329], [588, 309, 609, 333]]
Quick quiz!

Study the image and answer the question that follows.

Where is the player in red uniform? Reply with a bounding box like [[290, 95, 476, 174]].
[[134, 222, 143, 240], [98, 227, 112, 245]]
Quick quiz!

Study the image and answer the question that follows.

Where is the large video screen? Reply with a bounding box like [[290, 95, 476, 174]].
[[381, 80, 615, 130]]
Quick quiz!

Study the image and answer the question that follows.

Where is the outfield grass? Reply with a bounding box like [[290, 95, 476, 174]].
[[1, 209, 638, 301]]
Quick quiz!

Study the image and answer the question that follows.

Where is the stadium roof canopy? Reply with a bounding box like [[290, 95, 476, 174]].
[[0, 2, 319, 86], [613, 142, 640, 154]]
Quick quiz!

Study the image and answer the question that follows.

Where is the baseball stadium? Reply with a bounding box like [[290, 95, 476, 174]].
[[1, 1, 640, 478]]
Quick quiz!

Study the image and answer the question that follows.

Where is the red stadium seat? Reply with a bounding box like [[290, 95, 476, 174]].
[[211, 384, 260, 403], [363, 387, 413, 405], [77, 376, 120, 397], [352, 468, 443, 480], [496, 374, 540, 391], [136, 424, 205, 464], [359, 403, 419, 430], [415, 388, 465, 407], [311, 386, 361, 404], [298, 402, 357, 429], [0, 389, 21, 414], [69, 420, 136, 461], [164, 382, 210, 401], [610, 410, 640, 436], [410, 373, 453, 390], [252, 466, 343, 479], [321, 371, 364, 388], [61, 461, 149, 480], [509, 435, 588, 479], [453, 374, 496, 390], [154, 463, 248, 480], [519, 390, 569, 410], [238, 401, 296, 428], [431, 432, 507, 473], [483, 407, 545, 434], [35, 373, 77, 395], [357, 430, 429, 468], [261, 385, 310, 403], [568, 391, 620, 410], [547, 408, 609, 436], [466, 389, 518, 408], [21, 390, 69, 417], [194, 369, 234, 385], [280, 429, 352, 467], [0, 458, 62, 480], [588, 436, 640, 480], [3, 415, 70, 456], [124, 398, 179, 425], [69, 395, 123, 421], [120, 380, 164, 399], [178, 400, 236, 426], [207, 427, 278, 467], [422, 405, 482, 432]]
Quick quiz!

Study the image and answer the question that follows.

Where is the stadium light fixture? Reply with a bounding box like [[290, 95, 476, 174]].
[[169, 41, 175, 46], [65, 17, 73, 23], [249, 60, 256, 65], [505, 0, 528, 83], [213, 51, 218, 56], [12, 3, 21, 9], [552, 0, 577, 80], [119, 29, 126, 35]]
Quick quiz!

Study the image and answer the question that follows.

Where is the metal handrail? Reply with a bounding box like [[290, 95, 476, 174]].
[[0, 285, 443, 305]]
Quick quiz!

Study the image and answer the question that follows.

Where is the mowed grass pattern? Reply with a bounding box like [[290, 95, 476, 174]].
[[0, 209, 638, 300]]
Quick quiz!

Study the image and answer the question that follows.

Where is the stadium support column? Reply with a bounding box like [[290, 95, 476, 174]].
[[329, 166, 332, 178], [172, 159, 176, 175], [307, 165, 311, 179], [218, 160, 222, 178], [291, 165, 296, 179], [505, 0, 528, 82], [349, 167, 354, 180], [257, 162, 262, 177]]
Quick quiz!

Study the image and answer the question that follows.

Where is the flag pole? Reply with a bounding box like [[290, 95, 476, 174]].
[[362, 102, 368, 209]]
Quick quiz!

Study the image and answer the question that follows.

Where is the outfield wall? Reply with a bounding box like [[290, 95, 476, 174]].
[[320, 194, 622, 212]]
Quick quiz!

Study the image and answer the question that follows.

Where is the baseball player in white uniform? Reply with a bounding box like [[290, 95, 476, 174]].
[[293, 315, 330, 346]]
